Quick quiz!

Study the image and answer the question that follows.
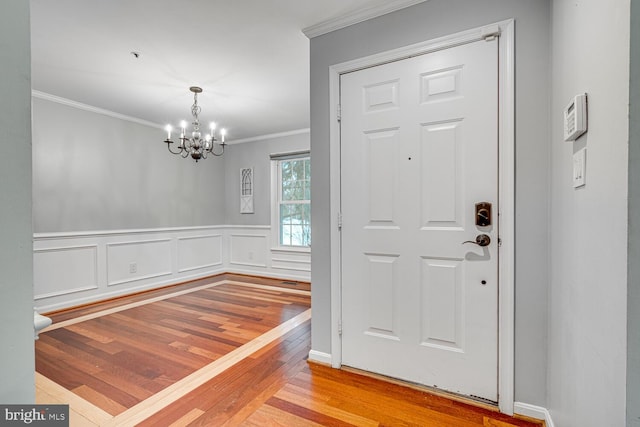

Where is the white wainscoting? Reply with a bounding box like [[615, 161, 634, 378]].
[[177, 234, 223, 273], [33, 244, 98, 299], [271, 248, 312, 274], [34, 225, 310, 312], [225, 225, 311, 281], [229, 232, 269, 268], [106, 239, 173, 287]]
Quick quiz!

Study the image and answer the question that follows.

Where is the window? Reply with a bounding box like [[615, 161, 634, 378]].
[[275, 156, 311, 247]]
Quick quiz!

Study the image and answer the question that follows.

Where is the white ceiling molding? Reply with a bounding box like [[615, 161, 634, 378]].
[[302, 0, 429, 38], [228, 128, 310, 145], [32, 90, 163, 130], [32, 88, 308, 146]]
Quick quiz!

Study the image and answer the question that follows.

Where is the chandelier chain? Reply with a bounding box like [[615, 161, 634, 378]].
[[191, 92, 201, 126]]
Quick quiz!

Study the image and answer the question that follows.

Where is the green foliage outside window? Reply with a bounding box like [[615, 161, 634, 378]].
[[279, 157, 311, 247]]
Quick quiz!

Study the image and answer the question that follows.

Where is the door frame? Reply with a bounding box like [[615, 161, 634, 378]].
[[327, 19, 515, 414]]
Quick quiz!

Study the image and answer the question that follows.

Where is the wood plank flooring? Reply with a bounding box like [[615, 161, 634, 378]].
[[35, 275, 544, 426]]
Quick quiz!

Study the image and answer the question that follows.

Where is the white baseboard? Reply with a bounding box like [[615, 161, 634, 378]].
[[226, 268, 311, 283], [514, 402, 555, 427], [308, 350, 332, 365]]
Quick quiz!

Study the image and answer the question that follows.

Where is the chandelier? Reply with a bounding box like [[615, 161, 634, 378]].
[[164, 86, 226, 162]]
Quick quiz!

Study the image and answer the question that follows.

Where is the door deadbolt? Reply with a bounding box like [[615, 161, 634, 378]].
[[475, 202, 492, 227]]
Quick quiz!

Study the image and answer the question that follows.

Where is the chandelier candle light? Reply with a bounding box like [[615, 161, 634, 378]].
[[164, 86, 226, 162]]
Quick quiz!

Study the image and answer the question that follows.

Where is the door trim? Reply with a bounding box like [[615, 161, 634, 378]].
[[327, 19, 515, 414]]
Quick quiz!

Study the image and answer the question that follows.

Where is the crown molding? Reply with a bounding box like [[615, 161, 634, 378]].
[[32, 90, 163, 129], [302, 0, 429, 38], [228, 128, 310, 145], [32, 90, 308, 144]]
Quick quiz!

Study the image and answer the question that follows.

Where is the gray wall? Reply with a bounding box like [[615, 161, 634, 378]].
[[629, 0, 639, 425], [32, 99, 309, 233], [0, 0, 35, 403], [309, 0, 551, 406], [224, 132, 310, 226], [32, 97, 226, 233], [548, 0, 630, 425]]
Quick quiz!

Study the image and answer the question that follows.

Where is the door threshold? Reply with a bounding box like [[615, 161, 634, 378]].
[[339, 365, 499, 412]]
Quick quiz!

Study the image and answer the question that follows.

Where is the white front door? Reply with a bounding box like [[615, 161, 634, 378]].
[[340, 38, 499, 401]]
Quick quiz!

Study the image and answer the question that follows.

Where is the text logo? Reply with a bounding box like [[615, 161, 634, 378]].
[[1, 405, 68, 426]]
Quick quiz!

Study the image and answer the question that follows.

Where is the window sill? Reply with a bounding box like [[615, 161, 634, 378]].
[[271, 246, 311, 254]]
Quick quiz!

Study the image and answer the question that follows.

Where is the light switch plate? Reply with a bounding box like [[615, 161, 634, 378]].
[[573, 148, 586, 188]]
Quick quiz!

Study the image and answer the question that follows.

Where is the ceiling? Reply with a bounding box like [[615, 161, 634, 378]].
[[30, 0, 421, 142]]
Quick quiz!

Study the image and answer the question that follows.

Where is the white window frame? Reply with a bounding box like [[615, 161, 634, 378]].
[[270, 152, 311, 252]]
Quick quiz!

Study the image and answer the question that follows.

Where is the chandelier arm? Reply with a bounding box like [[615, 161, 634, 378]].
[[166, 140, 185, 155], [210, 142, 226, 157]]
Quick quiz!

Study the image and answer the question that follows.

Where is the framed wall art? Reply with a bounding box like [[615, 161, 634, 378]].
[[240, 167, 254, 214]]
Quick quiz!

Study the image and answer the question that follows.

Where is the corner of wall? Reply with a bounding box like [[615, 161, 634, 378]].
[[308, 350, 332, 366], [0, 0, 35, 403], [514, 403, 555, 427]]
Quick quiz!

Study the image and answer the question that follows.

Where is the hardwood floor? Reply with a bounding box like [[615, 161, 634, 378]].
[[35, 275, 544, 426]]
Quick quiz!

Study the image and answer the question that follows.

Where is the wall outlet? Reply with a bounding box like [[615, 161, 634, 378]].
[[129, 262, 137, 274], [248, 251, 254, 260]]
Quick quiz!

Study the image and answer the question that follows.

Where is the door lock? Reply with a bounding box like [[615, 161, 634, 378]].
[[475, 202, 492, 227], [462, 234, 491, 247]]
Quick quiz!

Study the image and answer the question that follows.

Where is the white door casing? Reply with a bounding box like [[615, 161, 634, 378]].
[[341, 38, 498, 401], [324, 20, 515, 413]]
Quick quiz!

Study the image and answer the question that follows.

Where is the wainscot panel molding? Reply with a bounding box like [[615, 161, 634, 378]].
[[229, 232, 269, 268], [106, 239, 173, 287], [225, 226, 311, 282], [177, 234, 223, 273], [33, 227, 226, 312], [33, 244, 98, 299], [34, 225, 310, 312]]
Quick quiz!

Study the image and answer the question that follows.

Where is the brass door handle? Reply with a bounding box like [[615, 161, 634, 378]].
[[462, 234, 491, 247]]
